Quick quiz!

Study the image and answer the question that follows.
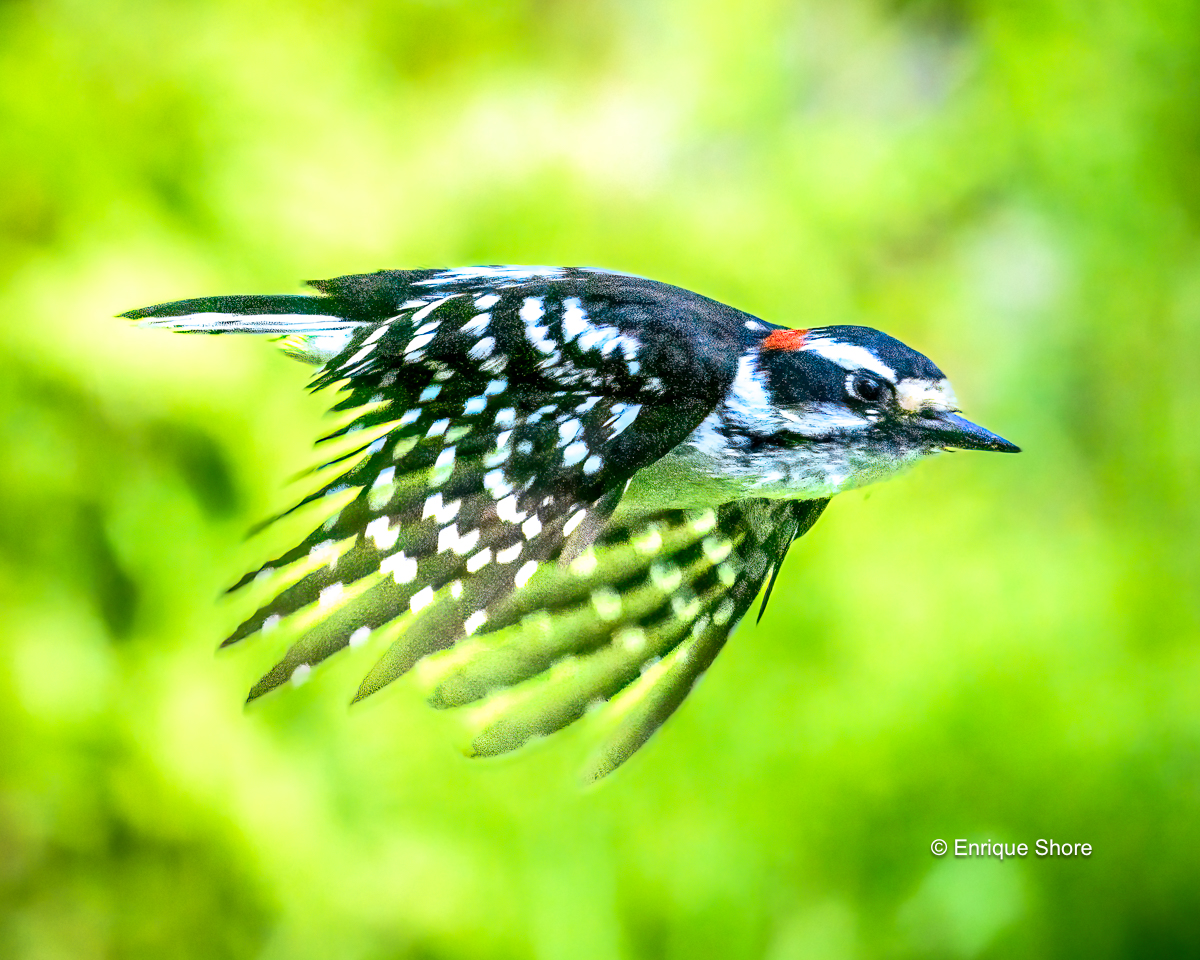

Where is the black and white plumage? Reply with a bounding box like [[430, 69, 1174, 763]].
[[125, 266, 1017, 778]]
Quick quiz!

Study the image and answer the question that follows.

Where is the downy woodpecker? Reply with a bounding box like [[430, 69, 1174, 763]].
[[126, 267, 1018, 778]]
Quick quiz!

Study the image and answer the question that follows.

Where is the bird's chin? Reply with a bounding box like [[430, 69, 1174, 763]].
[[744, 436, 935, 500], [834, 444, 932, 494]]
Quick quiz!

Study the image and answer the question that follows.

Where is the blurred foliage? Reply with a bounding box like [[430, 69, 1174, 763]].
[[2, 0, 1200, 957]]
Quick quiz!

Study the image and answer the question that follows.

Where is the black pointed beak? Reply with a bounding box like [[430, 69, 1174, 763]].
[[917, 411, 1021, 453]]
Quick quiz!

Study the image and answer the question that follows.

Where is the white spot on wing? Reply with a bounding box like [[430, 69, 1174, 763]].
[[558, 419, 582, 444], [689, 509, 718, 533], [438, 523, 467, 554], [591, 588, 622, 621], [633, 528, 663, 554], [462, 313, 490, 337], [570, 548, 597, 576], [617, 627, 646, 653], [562, 442, 588, 466], [345, 343, 376, 366], [365, 516, 399, 550], [496, 543, 522, 564], [521, 297, 556, 355], [483, 470, 512, 498], [308, 540, 339, 569], [563, 509, 586, 536], [577, 324, 619, 353], [381, 551, 417, 584], [649, 562, 681, 592], [423, 493, 460, 524], [410, 295, 455, 323], [469, 337, 495, 360], [561, 298, 589, 340], [496, 495, 526, 524], [702, 536, 732, 563], [609, 403, 641, 436], [410, 585, 435, 613], [430, 447, 455, 485], [515, 560, 538, 588], [455, 528, 480, 555], [466, 549, 492, 573]]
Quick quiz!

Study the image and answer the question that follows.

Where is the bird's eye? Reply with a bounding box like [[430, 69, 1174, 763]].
[[847, 373, 888, 404]]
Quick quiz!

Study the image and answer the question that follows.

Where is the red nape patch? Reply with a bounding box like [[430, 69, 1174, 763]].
[[761, 328, 809, 351]]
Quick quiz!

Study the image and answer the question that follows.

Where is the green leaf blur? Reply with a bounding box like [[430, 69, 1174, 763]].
[[2, 1, 1197, 957]]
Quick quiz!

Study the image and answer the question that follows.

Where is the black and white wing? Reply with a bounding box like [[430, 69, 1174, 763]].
[[125, 266, 825, 775], [433, 496, 828, 781]]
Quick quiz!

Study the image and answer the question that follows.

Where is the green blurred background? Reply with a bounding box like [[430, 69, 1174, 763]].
[[2, 0, 1199, 957]]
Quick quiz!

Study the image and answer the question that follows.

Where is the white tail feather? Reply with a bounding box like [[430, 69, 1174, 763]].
[[138, 312, 368, 364], [136, 312, 362, 334]]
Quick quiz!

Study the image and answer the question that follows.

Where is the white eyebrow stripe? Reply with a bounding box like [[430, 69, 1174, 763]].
[[801, 338, 897, 382]]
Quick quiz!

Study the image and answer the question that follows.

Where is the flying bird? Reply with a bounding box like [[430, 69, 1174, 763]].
[[125, 266, 1018, 778]]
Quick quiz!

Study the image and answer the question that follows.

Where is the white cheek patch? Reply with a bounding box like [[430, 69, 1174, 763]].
[[896, 378, 957, 413], [779, 403, 872, 437], [801, 338, 897, 382]]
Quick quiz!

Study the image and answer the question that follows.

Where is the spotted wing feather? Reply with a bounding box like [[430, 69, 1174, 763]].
[[425, 497, 828, 776], [125, 268, 827, 774], [582, 497, 826, 778], [126, 268, 748, 708]]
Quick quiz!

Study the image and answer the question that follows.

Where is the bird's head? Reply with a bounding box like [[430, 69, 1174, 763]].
[[715, 324, 1019, 497]]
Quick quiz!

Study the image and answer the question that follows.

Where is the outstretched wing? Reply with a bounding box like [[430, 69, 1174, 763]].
[[126, 266, 822, 775], [429, 496, 828, 780]]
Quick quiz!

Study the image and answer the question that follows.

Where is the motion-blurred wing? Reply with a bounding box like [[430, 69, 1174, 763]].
[[421, 497, 828, 778]]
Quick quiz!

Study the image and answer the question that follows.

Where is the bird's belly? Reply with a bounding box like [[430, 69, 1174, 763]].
[[618, 438, 839, 513], [619, 426, 924, 515], [618, 447, 756, 513]]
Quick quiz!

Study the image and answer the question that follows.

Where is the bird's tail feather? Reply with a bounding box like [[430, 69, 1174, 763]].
[[121, 292, 371, 364]]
